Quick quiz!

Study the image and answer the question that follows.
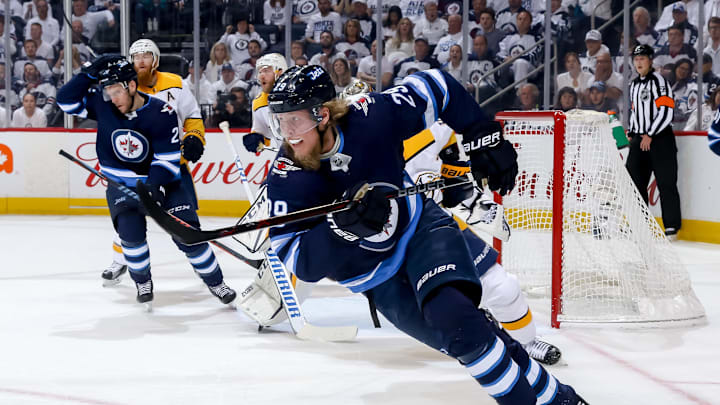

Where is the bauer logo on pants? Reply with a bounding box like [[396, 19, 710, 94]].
[[416, 264, 456, 291]]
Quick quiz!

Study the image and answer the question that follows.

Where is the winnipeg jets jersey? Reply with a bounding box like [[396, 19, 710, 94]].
[[267, 69, 489, 293], [57, 74, 182, 188]]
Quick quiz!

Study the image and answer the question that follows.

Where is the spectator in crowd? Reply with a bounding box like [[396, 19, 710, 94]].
[[18, 62, 55, 118], [309, 30, 347, 71], [685, 87, 720, 130], [347, 0, 377, 43], [290, 40, 308, 66], [533, 0, 571, 54], [24, 0, 58, 47], [210, 63, 249, 104], [586, 52, 623, 102], [12, 92, 46, 127], [496, 10, 541, 87], [413, 0, 448, 49], [305, 0, 343, 44], [51, 46, 82, 86], [496, 0, 525, 34], [183, 61, 214, 105], [134, 0, 169, 35], [294, 56, 309, 66], [70, 0, 114, 42], [336, 19, 371, 72], [671, 58, 697, 129], [654, 24, 697, 69], [292, 0, 319, 23], [330, 57, 353, 93], [632, 6, 659, 46], [477, 8, 505, 55], [581, 81, 619, 115], [468, 0, 487, 23], [400, 0, 427, 23], [557, 51, 592, 96], [442, 44, 463, 82], [513, 83, 539, 110], [13, 40, 50, 80], [0, 14, 17, 59], [554, 86, 578, 111], [579, 30, 610, 74], [383, 5, 403, 40], [2, 0, 24, 18], [23, 24, 54, 60], [656, 0, 699, 32], [23, 0, 50, 19], [433, 14, 471, 64], [263, 0, 286, 26], [357, 39, 394, 89], [702, 53, 720, 100], [572, 0, 611, 48], [393, 36, 440, 83], [705, 17, 720, 76], [220, 15, 267, 66], [467, 34, 500, 96], [206, 42, 231, 83], [237, 39, 262, 82], [0, 62, 19, 110], [656, 2, 698, 47], [386, 17, 415, 59], [209, 86, 252, 128]]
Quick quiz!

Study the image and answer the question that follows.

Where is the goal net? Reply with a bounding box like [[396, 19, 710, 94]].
[[495, 110, 705, 327]]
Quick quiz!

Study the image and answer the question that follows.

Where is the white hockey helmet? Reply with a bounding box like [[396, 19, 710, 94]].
[[256, 53, 288, 78], [129, 39, 160, 71]]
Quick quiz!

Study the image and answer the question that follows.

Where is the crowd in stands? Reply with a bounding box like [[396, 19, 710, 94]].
[[2, 0, 720, 131]]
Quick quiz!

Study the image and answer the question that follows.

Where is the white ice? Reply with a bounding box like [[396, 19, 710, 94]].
[[1, 215, 719, 405]]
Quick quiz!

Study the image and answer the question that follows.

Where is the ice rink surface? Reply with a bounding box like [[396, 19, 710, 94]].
[[1, 215, 719, 405]]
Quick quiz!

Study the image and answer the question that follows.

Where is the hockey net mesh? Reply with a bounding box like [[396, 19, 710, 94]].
[[498, 110, 705, 323]]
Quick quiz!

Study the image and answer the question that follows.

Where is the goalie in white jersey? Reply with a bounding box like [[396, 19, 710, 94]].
[[101, 39, 209, 285]]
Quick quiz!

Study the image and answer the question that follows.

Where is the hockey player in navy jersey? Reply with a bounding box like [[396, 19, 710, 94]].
[[57, 55, 237, 309], [265, 65, 587, 404]]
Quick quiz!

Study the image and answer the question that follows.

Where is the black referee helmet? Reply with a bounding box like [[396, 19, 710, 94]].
[[632, 44, 654, 59]]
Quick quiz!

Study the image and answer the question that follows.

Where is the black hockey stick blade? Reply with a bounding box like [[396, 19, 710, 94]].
[[137, 177, 471, 246]]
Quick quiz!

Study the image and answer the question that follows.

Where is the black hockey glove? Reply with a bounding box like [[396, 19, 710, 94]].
[[242, 132, 266, 153], [143, 182, 166, 206], [81, 55, 121, 81], [461, 121, 518, 196], [328, 183, 391, 243], [441, 175, 474, 208], [181, 135, 204, 163]]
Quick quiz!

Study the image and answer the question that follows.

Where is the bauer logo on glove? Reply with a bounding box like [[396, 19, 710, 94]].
[[462, 130, 502, 152]]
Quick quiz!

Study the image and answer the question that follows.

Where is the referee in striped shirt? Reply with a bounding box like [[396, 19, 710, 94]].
[[626, 44, 681, 238]]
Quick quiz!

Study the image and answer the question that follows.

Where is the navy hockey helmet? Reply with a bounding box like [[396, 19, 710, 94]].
[[268, 65, 336, 115], [632, 44, 654, 59], [97, 55, 138, 88]]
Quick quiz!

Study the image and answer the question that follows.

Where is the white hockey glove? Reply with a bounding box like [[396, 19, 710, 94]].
[[237, 262, 312, 327]]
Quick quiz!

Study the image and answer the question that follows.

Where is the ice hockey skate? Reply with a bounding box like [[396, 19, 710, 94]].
[[101, 261, 127, 287], [525, 338, 562, 366], [208, 281, 237, 307], [135, 280, 153, 312]]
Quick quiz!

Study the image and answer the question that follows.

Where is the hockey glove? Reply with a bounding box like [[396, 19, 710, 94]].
[[461, 121, 518, 196], [181, 135, 205, 163], [143, 182, 166, 206], [328, 183, 391, 242], [441, 175, 474, 208], [242, 132, 266, 153]]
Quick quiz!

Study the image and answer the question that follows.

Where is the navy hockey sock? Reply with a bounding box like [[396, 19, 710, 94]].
[[121, 240, 152, 283], [181, 243, 224, 286], [422, 286, 536, 404]]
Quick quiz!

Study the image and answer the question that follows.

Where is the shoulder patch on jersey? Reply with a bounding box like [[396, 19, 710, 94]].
[[252, 92, 269, 112], [272, 156, 302, 177], [348, 95, 375, 116], [112, 129, 150, 163]]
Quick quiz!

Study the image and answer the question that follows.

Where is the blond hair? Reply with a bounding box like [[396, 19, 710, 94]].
[[392, 18, 415, 49], [322, 98, 350, 128]]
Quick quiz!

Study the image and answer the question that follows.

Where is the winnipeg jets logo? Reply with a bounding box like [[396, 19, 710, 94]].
[[112, 129, 150, 163], [364, 199, 399, 243], [161, 104, 174, 114], [272, 156, 301, 177]]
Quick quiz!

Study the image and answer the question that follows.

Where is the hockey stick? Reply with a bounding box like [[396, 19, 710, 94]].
[[219, 122, 358, 342], [58, 149, 264, 269], [136, 177, 465, 245]]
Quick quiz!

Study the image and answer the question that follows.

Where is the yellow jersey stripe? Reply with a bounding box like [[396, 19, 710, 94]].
[[403, 129, 435, 162]]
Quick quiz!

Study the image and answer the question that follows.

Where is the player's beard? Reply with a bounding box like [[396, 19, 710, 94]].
[[136, 68, 153, 86], [282, 137, 322, 171]]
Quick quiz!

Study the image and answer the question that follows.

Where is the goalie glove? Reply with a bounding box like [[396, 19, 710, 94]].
[[460, 196, 511, 242], [461, 120, 518, 196]]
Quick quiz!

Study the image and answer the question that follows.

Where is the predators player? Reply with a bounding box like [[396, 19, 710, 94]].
[[242, 53, 287, 153], [101, 39, 207, 286]]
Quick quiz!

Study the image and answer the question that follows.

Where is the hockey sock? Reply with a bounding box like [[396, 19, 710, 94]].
[[122, 240, 151, 283], [112, 234, 126, 265], [422, 286, 536, 404], [182, 243, 224, 286]]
